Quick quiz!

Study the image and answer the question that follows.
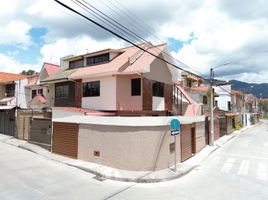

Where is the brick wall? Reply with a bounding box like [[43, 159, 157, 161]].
[[164, 84, 173, 111], [142, 78, 152, 111]]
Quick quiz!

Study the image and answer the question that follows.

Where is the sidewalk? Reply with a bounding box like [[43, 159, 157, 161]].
[[0, 124, 254, 183]]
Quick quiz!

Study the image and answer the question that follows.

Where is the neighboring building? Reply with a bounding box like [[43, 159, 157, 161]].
[[213, 83, 232, 112], [0, 72, 29, 135], [27, 62, 60, 110]]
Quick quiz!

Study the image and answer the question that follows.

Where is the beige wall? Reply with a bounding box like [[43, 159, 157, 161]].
[[195, 122, 206, 153], [82, 76, 117, 110], [0, 84, 5, 99], [16, 110, 51, 139], [47, 84, 55, 107], [78, 124, 181, 171], [144, 54, 172, 85], [116, 75, 142, 111]]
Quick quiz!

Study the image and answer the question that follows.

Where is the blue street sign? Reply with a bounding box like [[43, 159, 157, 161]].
[[170, 119, 180, 131], [171, 130, 180, 136]]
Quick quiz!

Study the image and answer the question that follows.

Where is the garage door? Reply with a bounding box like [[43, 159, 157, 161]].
[[52, 122, 78, 158], [181, 125, 193, 162]]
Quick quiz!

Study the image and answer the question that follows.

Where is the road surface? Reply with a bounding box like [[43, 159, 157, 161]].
[[1, 121, 268, 200]]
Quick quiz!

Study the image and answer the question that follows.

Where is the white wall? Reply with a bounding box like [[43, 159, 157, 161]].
[[52, 107, 205, 126], [214, 84, 231, 111], [15, 78, 30, 108], [82, 76, 116, 110], [152, 96, 165, 111]]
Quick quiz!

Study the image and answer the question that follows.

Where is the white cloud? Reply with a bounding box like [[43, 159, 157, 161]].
[[40, 35, 125, 64], [0, 0, 268, 83], [0, 54, 40, 73], [0, 21, 32, 47]]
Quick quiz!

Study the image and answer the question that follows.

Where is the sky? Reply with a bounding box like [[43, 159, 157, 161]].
[[0, 0, 268, 83]]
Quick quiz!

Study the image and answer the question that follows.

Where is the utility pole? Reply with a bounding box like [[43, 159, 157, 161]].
[[210, 68, 214, 146]]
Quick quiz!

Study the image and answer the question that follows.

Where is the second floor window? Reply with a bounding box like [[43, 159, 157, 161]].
[[131, 78, 141, 96], [32, 90, 37, 99], [6, 84, 15, 97], [55, 85, 69, 98], [153, 81, 164, 97], [83, 81, 100, 97], [69, 59, 84, 69], [86, 54, 109, 66], [38, 89, 43, 95], [228, 101, 231, 111]]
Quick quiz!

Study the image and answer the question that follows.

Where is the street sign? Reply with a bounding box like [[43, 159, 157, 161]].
[[170, 119, 180, 131], [170, 119, 181, 172], [171, 130, 180, 136]]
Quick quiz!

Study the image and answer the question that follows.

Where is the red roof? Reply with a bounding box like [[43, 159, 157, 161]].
[[43, 62, 60, 76], [190, 85, 210, 91], [36, 94, 46, 104], [53, 107, 116, 116], [27, 74, 39, 86], [0, 72, 28, 84]]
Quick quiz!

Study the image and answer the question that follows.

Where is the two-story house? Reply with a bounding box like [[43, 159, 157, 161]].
[[0, 72, 29, 135], [42, 43, 181, 113], [27, 62, 60, 110], [40, 43, 207, 171]]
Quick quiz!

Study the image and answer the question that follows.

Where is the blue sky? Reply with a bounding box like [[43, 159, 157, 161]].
[[0, 0, 268, 83]]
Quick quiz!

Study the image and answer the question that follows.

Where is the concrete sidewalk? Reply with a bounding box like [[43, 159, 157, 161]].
[[0, 124, 255, 183]]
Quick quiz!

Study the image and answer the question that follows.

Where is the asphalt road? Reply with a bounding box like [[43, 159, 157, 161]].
[[1, 120, 268, 200]]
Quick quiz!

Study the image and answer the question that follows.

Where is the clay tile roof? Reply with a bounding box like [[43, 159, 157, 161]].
[[43, 62, 60, 76], [0, 72, 28, 84], [190, 85, 210, 91], [231, 90, 243, 95], [27, 74, 39, 86], [36, 94, 46, 104]]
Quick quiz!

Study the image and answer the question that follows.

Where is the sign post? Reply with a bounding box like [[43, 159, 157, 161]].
[[170, 119, 181, 172]]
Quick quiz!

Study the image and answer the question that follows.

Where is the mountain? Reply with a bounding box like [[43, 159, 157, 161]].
[[229, 80, 268, 98]]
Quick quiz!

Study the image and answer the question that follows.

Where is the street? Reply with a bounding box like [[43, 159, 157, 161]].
[[1, 121, 268, 200]]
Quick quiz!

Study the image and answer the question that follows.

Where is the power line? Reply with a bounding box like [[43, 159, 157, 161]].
[[54, 0, 192, 73], [73, 0, 202, 77]]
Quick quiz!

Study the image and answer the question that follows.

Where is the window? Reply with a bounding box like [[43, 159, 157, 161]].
[[131, 78, 141, 96], [228, 101, 231, 111], [69, 59, 84, 69], [203, 96, 208, 104], [32, 90, 37, 99], [55, 85, 69, 98], [86, 54, 109, 66], [6, 84, 15, 97], [186, 79, 192, 88], [83, 81, 100, 97], [152, 81, 164, 97], [38, 89, 43, 95]]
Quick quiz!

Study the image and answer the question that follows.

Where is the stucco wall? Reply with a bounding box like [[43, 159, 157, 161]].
[[152, 96, 165, 111], [195, 122, 206, 153], [82, 76, 116, 110], [78, 124, 181, 171], [144, 54, 172, 85], [116, 75, 142, 110], [15, 78, 30, 108], [47, 84, 55, 107]]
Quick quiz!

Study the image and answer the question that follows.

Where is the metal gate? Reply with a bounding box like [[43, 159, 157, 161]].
[[0, 109, 15, 136], [181, 124, 195, 162], [30, 118, 52, 150], [219, 117, 227, 137], [52, 122, 78, 158]]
